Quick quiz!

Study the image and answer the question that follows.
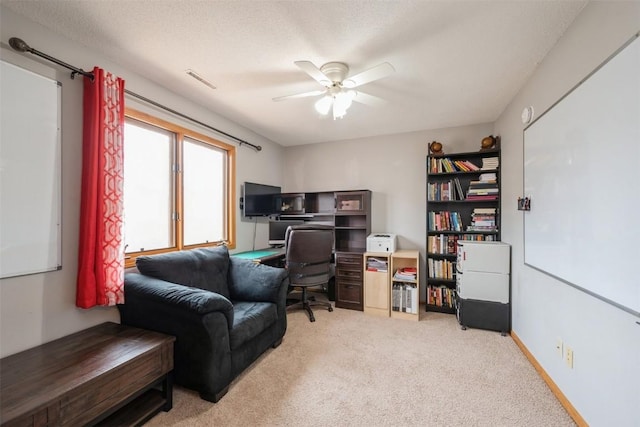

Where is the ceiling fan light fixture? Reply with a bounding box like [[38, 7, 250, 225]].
[[332, 104, 347, 120], [334, 91, 353, 112], [314, 95, 333, 115], [277, 59, 395, 119]]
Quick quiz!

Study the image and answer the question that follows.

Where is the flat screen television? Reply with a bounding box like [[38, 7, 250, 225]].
[[268, 220, 304, 246], [242, 182, 281, 217]]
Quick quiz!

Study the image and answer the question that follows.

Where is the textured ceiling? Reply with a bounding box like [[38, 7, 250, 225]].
[[2, 0, 587, 146]]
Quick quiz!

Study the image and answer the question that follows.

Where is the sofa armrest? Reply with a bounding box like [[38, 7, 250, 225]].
[[228, 258, 289, 304], [122, 272, 234, 325], [119, 272, 235, 399]]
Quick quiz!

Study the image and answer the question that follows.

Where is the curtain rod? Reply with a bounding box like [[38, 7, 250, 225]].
[[8, 37, 262, 151]]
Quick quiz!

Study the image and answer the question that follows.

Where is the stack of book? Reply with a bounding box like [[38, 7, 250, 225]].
[[481, 157, 499, 170], [466, 173, 498, 200], [393, 267, 417, 281], [366, 257, 388, 272], [467, 207, 497, 232]]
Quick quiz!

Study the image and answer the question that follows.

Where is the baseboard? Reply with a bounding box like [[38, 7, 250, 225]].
[[510, 331, 588, 427]]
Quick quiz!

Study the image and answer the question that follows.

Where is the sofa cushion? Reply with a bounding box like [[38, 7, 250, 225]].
[[229, 301, 277, 350], [136, 245, 231, 298], [228, 257, 288, 303]]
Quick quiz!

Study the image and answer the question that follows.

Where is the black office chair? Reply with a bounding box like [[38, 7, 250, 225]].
[[284, 224, 334, 322]]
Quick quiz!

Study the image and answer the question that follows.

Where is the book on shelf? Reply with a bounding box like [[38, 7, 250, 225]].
[[466, 194, 498, 200], [428, 180, 465, 201], [429, 157, 481, 173], [473, 207, 497, 214], [428, 234, 459, 255], [461, 234, 497, 241], [467, 224, 497, 232], [471, 218, 496, 226], [461, 160, 480, 171], [453, 160, 479, 172], [479, 172, 497, 181], [454, 177, 464, 199], [467, 181, 497, 188], [392, 283, 418, 314], [427, 258, 455, 279], [442, 158, 455, 173], [467, 189, 498, 195], [428, 211, 463, 232], [427, 285, 455, 309], [452, 160, 469, 171], [469, 222, 496, 228]]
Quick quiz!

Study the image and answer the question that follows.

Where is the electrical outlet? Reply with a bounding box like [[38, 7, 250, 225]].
[[565, 347, 574, 369], [556, 338, 563, 358]]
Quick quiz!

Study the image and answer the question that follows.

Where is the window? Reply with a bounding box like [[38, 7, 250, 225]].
[[123, 108, 236, 266]]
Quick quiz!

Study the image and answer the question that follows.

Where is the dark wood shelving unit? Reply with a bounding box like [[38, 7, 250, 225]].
[[334, 191, 371, 310], [426, 148, 501, 314], [279, 189, 371, 311]]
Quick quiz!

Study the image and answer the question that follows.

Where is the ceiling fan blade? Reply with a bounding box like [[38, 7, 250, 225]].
[[352, 91, 386, 107], [272, 89, 326, 102], [294, 61, 332, 86], [343, 62, 395, 88]]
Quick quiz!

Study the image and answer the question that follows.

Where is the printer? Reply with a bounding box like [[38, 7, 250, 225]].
[[366, 233, 397, 253]]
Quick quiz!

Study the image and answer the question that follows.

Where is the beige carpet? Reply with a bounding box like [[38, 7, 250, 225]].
[[146, 303, 575, 427]]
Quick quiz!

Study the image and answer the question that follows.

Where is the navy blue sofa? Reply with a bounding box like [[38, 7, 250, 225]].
[[117, 245, 289, 402]]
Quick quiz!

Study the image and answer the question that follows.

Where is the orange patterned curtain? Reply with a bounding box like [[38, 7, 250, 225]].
[[76, 67, 125, 308]]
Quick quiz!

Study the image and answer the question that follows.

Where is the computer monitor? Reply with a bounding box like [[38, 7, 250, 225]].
[[242, 182, 281, 217], [268, 220, 304, 246]]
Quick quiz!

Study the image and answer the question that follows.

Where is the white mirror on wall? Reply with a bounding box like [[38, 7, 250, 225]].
[[0, 59, 62, 279]]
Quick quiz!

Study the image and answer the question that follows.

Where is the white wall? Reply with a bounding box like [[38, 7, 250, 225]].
[[0, 6, 284, 357], [282, 123, 494, 301], [495, 2, 640, 425], [3, 4, 638, 424]]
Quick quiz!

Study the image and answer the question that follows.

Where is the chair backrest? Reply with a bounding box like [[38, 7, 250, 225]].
[[284, 224, 334, 287]]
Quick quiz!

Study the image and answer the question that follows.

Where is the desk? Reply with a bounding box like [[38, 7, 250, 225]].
[[232, 247, 285, 267]]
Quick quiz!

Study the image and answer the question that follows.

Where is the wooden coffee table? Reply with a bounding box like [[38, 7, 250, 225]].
[[1, 322, 175, 426]]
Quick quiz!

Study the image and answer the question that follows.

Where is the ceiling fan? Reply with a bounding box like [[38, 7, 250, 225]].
[[273, 60, 395, 120]]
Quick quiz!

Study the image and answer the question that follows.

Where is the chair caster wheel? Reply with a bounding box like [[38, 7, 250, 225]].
[[461, 325, 467, 331], [328, 306, 334, 312]]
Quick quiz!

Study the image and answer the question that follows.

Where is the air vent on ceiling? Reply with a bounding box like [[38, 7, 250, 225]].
[[185, 69, 216, 90]]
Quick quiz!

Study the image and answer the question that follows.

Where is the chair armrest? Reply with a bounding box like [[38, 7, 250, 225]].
[[228, 258, 289, 304], [122, 273, 234, 324], [119, 272, 235, 398]]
